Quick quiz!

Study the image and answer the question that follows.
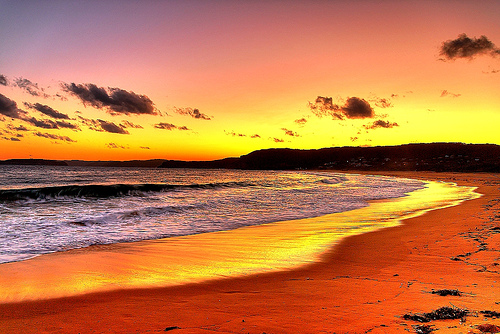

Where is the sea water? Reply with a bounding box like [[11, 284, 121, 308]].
[[0, 166, 426, 264]]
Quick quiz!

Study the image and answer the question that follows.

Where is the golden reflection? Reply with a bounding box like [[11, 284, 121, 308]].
[[0, 180, 479, 302]]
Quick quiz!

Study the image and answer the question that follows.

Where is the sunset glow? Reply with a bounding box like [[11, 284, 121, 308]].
[[1, 0, 499, 161]]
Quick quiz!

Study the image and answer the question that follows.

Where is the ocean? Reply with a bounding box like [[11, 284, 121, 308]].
[[0, 166, 426, 265]]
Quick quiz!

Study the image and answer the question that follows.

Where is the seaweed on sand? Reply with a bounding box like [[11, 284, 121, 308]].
[[403, 306, 469, 323], [412, 324, 435, 333], [481, 310, 500, 318], [431, 289, 461, 296]]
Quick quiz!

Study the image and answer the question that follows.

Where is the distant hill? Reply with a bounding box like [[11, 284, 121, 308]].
[[1, 143, 499, 172], [159, 143, 500, 172], [0, 159, 68, 166]]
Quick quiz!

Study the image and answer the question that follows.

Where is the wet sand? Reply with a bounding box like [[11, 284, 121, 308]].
[[1, 172, 499, 333]]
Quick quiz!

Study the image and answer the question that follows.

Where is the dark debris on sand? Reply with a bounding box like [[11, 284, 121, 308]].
[[431, 289, 461, 296], [413, 324, 435, 334], [403, 306, 469, 323], [481, 310, 500, 318]]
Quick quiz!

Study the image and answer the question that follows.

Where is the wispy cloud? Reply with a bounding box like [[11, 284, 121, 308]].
[[281, 128, 299, 137], [154, 122, 190, 131], [106, 142, 128, 149], [24, 102, 70, 119], [174, 107, 211, 120], [34, 132, 76, 142], [13, 78, 50, 98], [363, 120, 399, 130], [440, 90, 461, 98]]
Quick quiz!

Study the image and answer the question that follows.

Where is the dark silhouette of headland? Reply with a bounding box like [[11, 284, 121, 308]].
[[1, 143, 499, 172]]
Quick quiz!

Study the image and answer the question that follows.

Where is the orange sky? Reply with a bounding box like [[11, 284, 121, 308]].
[[0, 0, 499, 161]]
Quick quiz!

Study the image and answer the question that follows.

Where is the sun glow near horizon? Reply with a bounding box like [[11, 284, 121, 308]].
[[0, 1, 499, 161]]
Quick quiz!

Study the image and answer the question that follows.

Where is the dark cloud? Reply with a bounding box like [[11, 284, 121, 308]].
[[56, 120, 79, 130], [226, 130, 246, 137], [440, 90, 461, 98], [174, 107, 211, 120], [342, 97, 374, 119], [34, 132, 76, 142], [154, 122, 190, 131], [77, 116, 127, 133], [25, 117, 59, 129], [440, 33, 500, 60], [294, 118, 307, 126], [250, 134, 261, 139], [11, 124, 29, 131], [120, 120, 143, 129], [14, 78, 49, 98], [309, 96, 374, 120], [2, 136, 21, 142], [106, 142, 128, 149], [272, 137, 284, 143], [98, 119, 129, 134], [281, 128, 299, 137], [0, 75, 7, 86], [154, 122, 177, 130], [62, 83, 157, 116], [24, 102, 70, 119], [140, 146, 150, 150], [363, 120, 399, 130], [0, 93, 27, 119]]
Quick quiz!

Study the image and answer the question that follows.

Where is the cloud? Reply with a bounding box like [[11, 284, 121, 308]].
[[0, 93, 28, 119], [342, 97, 375, 119], [0, 75, 7, 86], [440, 90, 461, 98], [106, 142, 128, 149], [272, 137, 284, 143], [250, 134, 261, 138], [174, 107, 211, 120], [294, 118, 308, 126], [62, 82, 157, 116], [2, 136, 21, 142], [24, 102, 70, 119], [369, 97, 393, 108], [120, 120, 143, 129], [140, 146, 150, 150], [281, 128, 299, 137], [77, 116, 128, 134], [56, 120, 79, 130], [34, 132, 76, 142], [98, 120, 129, 134], [363, 120, 399, 130], [350, 136, 358, 142], [440, 33, 500, 60], [25, 117, 59, 129], [309, 96, 374, 120], [154, 122, 190, 131], [11, 124, 29, 131], [154, 122, 177, 130], [13, 78, 49, 98]]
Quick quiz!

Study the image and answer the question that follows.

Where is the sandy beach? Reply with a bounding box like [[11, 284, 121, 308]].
[[1, 171, 499, 334]]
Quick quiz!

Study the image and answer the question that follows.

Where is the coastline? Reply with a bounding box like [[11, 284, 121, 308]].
[[1, 171, 499, 333]]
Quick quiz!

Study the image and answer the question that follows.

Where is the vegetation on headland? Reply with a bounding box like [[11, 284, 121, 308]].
[[1, 143, 500, 172]]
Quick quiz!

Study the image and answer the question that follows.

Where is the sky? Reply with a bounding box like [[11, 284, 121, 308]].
[[0, 0, 499, 161]]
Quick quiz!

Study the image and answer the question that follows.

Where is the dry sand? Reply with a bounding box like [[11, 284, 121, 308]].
[[1, 171, 499, 333]]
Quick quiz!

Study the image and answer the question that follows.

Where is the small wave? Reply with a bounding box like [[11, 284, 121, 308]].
[[0, 181, 255, 202]]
